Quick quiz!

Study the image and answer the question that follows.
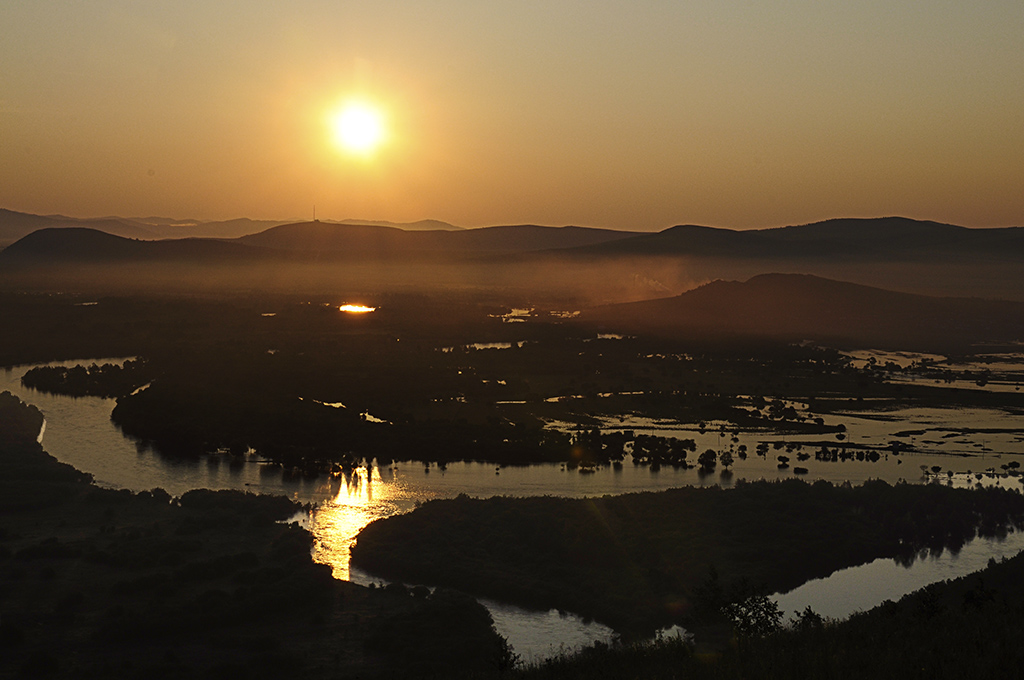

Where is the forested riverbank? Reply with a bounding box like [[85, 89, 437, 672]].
[[352, 479, 1024, 636], [506, 545, 1024, 679]]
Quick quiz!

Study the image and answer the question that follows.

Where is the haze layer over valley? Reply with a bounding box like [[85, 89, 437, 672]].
[[3, 210, 1023, 305]]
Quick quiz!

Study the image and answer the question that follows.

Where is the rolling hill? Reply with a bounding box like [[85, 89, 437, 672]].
[[0, 228, 270, 264], [564, 217, 1024, 262], [0, 209, 157, 248], [236, 221, 640, 255], [3, 215, 1024, 304], [0, 209, 464, 247], [0, 221, 641, 264], [583, 273, 1024, 350]]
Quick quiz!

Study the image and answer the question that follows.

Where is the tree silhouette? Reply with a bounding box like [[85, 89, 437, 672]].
[[720, 450, 734, 470], [698, 449, 717, 472]]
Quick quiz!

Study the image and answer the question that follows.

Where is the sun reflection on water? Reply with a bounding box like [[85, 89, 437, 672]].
[[309, 465, 417, 580], [339, 304, 376, 313]]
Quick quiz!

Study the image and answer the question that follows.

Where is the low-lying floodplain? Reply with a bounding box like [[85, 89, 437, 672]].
[[3, 291, 1024, 678]]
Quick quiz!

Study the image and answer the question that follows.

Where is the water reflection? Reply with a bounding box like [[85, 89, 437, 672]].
[[346, 564, 617, 661], [440, 342, 520, 352], [478, 598, 616, 662], [489, 307, 532, 323], [772, 530, 1024, 620], [310, 465, 420, 580], [844, 349, 1024, 394]]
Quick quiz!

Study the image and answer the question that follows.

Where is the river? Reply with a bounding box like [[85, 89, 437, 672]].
[[3, 359, 1024, 659]]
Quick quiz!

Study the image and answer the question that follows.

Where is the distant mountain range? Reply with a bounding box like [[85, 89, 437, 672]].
[[566, 217, 1024, 262], [0, 220, 641, 264], [4, 211, 1023, 262], [2, 211, 1024, 307], [236, 222, 640, 255], [0, 209, 159, 245], [0, 227, 273, 263], [0, 209, 462, 248], [583, 273, 1024, 350]]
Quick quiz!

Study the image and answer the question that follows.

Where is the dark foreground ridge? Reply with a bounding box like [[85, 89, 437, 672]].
[[0, 391, 514, 679]]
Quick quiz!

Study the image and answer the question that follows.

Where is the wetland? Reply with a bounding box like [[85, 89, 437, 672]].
[[3, 283, 1024, 678]]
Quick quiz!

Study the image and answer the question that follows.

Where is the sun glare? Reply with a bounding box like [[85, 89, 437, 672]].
[[330, 102, 386, 156]]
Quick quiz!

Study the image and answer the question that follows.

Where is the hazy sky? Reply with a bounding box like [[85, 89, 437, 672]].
[[2, 1, 1022, 229]]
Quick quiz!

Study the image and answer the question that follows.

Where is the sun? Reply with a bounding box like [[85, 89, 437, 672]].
[[329, 101, 386, 156]]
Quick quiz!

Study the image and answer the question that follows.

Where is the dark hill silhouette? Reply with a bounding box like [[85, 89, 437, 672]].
[[0, 209, 156, 248], [575, 224, 784, 258], [584, 273, 1024, 350], [0, 221, 638, 266], [237, 222, 417, 257], [237, 221, 639, 256], [764, 216, 966, 243], [765, 217, 1024, 260], [566, 217, 1024, 262], [4, 216, 1024, 303], [0, 228, 270, 264], [427, 224, 639, 251], [335, 218, 462, 231], [0, 209, 462, 245], [138, 217, 290, 240], [0, 209, 62, 243]]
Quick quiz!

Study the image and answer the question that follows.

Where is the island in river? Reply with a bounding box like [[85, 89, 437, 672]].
[[351, 479, 1024, 637]]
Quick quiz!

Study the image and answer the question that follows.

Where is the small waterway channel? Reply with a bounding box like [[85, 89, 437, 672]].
[[771, 530, 1024, 620], [4, 359, 1024, 658]]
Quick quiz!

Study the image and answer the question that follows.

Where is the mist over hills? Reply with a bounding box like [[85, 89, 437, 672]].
[[236, 222, 640, 255], [0, 228, 274, 263], [0, 209, 463, 247], [583, 273, 1024, 350], [334, 218, 462, 231], [4, 209, 1022, 263], [0, 221, 666, 301], [0, 221, 639, 264], [567, 217, 1024, 262], [2, 212, 1024, 306], [0, 209, 158, 246], [141, 217, 462, 240]]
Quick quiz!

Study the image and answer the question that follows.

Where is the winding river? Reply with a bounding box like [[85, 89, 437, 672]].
[[4, 359, 1024, 659]]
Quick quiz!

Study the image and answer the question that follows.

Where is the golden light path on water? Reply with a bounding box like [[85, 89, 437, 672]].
[[309, 465, 421, 580]]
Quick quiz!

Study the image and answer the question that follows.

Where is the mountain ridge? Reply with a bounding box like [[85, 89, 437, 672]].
[[236, 221, 642, 255], [0, 209, 465, 246], [4, 215, 1024, 303], [563, 216, 1024, 262]]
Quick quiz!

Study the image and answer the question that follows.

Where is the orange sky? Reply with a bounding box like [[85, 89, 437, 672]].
[[2, 2, 1023, 230]]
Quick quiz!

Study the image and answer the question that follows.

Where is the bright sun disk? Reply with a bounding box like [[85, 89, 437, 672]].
[[330, 102, 386, 155]]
